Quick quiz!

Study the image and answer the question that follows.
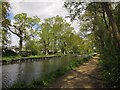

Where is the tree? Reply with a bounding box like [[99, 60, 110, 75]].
[[64, 1, 120, 87], [101, 3, 120, 43], [39, 18, 52, 55], [25, 40, 40, 55], [8, 13, 40, 53], [39, 16, 74, 55], [0, 1, 11, 49]]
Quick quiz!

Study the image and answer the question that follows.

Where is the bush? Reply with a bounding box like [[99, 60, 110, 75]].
[[2, 50, 18, 57], [99, 42, 120, 88], [20, 51, 31, 57]]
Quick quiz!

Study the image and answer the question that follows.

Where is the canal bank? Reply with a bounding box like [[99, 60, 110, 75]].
[[1, 55, 65, 65], [2, 53, 96, 88]]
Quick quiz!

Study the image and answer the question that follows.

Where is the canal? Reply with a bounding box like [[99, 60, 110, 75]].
[[2, 55, 80, 88]]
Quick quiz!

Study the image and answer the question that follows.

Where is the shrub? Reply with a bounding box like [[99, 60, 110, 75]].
[[2, 50, 18, 57]]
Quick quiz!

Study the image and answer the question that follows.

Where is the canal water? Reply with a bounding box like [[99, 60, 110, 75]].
[[2, 55, 80, 88]]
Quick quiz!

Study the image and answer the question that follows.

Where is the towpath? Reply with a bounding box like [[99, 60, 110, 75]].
[[49, 55, 103, 88]]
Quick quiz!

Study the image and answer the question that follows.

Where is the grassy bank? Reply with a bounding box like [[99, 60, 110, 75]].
[[1, 54, 64, 61], [11, 53, 95, 88], [1, 54, 65, 65]]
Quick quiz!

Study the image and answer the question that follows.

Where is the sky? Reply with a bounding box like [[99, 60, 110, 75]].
[[9, 0, 80, 46]]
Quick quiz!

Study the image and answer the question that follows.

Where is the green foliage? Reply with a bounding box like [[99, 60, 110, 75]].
[[11, 80, 27, 88], [9, 13, 40, 53], [2, 50, 18, 57], [38, 15, 83, 55], [64, 2, 120, 87], [25, 40, 40, 55], [4, 13, 89, 56], [1, 1, 11, 48]]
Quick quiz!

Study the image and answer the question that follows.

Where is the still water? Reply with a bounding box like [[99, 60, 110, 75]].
[[2, 55, 80, 88]]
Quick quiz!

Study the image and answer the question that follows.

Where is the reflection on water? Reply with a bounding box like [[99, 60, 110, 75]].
[[2, 55, 79, 88]]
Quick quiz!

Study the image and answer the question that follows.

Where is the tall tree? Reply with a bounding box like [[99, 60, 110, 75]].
[[64, 1, 120, 87], [101, 3, 120, 43], [0, 1, 11, 49], [8, 13, 40, 53], [39, 16, 74, 55], [40, 18, 51, 55]]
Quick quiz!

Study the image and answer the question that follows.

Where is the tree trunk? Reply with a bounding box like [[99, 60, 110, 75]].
[[102, 3, 120, 43], [43, 41, 47, 55], [19, 37, 23, 53]]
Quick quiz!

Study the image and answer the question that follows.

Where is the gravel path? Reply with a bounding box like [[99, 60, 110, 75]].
[[49, 55, 103, 88]]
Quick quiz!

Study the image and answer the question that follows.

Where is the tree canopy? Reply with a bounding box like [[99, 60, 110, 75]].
[[2, 1, 120, 88], [64, 1, 120, 87], [0, 1, 11, 49]]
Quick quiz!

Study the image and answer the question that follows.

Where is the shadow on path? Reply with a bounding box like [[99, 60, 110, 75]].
[[49, 55, 103, 88]]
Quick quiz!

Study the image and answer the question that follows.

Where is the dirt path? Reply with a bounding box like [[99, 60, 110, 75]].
[[49, 55, 103, 88]]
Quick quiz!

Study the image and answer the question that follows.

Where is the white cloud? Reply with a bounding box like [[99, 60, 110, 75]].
[[10, 2, 68, 19], [10, 0, 64, 2]]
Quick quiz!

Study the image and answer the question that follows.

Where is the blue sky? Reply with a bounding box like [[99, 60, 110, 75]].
[[8, 11, 14, 20], [9, 0, 80, 46]]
